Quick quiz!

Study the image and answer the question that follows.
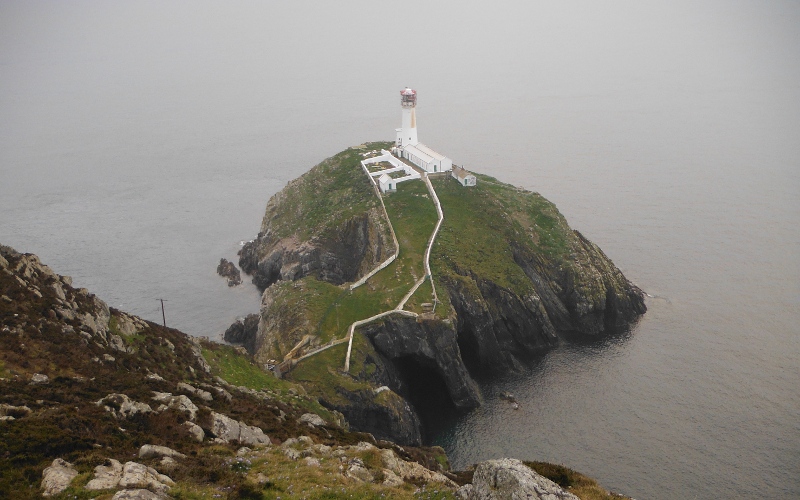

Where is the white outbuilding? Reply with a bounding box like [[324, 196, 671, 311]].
[[378, 173, 395, 193], [451, 166, 476, 187]]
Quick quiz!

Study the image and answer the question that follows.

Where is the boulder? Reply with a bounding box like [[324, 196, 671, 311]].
[[138, 445, 186, 460], [86, 459, 124, 490], [380, 449, 455, 488], [30, 373, 49, 385], [177, 382, 213, 402], [345, 458, 374, 483], [96, 394, 154, 419], [41, 458, 78, 496], [459, 458, 580, 500], [151, 392, 198, 420], [297, 412, 327, 427], [206, 411, 271, 446], [182, 421, 205, 442], [117, 461, 174, 494]]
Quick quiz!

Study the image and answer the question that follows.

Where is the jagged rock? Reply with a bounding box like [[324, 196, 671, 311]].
[[382, 469, 404, 487], [304, 456, 321, 467], [199, 383, 233, 402], [206, 411, 270, 446], [30, 373, 49, 385], [103, 354, 116, 362], [297, 435, 314, 447], [187, 338, 211, 373], [96, 394, 153, 419], [345, 458, 374, 483], [108, 334, 130, 353], [298, 412, 327, 427], [460, 458, 580, 500], [138, 445, 186, 460], [115, 312, 148, 336], [182, 421, 205, 442], [145, 373, 165, 382], [117, 461, 174, 494], [381, 449, 455, 488], [86, 459, 123, 490], [177, 382, 213, 402], [151, 392, 198, 420], [41, 458, 78, 496], [217, 258, 242, 286], [223, 313, 260, 353], [112, 489, 167, 500]]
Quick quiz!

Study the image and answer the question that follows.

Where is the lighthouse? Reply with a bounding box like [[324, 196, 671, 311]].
[[394, 88, 453, 174], [396, 88, 418, 147]]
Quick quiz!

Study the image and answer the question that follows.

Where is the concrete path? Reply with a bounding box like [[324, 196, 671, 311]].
[[290, 155, 446, 373]]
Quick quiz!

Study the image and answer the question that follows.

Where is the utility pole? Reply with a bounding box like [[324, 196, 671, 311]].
[[158, 299, 167, 327]]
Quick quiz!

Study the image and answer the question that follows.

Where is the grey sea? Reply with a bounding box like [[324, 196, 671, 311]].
[[1, 2, 798, 498]]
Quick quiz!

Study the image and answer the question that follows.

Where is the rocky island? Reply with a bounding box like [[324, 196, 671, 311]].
[[231, 142, 646, 447]]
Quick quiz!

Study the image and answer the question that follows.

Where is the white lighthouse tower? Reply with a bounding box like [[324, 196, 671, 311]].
[[396, 88, 418, 147]]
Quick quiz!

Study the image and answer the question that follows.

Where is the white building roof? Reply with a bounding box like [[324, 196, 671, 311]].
[[378, 173, 392, 184], [414, 143, 449, 161], [452, 166, 474, 180], [402, 144, 435, 164]]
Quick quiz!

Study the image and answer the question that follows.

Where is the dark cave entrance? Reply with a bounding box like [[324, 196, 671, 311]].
[[456, 328, 484, 376], [393, 355, 459, 441]]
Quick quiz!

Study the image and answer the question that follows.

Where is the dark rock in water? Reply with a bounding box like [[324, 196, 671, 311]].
[[216, 258, 242, 287], [223, 313, 259, 354]]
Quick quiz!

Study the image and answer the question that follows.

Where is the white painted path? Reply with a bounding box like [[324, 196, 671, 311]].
[[289, 155, 445, 373]]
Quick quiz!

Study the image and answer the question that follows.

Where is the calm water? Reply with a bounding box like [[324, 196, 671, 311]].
[[1, 2, 798, 498]]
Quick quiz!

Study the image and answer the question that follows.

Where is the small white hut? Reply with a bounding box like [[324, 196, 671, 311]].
[[378, 173, 395, 193], [451, 166, 476, 187]]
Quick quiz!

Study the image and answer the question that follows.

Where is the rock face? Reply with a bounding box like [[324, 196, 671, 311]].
[[237, 148, 393, 292], [363, 316, 481, 411], [216, 258, 242, 286], [223, 313, 259, 353], [459, 458, 580, 500], [41, 458, 78, 496]]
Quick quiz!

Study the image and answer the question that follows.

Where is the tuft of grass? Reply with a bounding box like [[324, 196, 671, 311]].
[[431, 174, 575, 300], [201, 344, 285, 392]]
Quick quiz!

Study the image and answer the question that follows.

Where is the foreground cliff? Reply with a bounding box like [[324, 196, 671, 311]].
[[0, 244, 630, 499], [232, 143, 646, 446]]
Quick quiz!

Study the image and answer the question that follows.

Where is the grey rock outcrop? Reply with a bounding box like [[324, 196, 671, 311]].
[[297, 413, 327, 427], [177, 382, 213, 402], [458, 458, 579, 500], [96, 394, 154, 419], [41, 458, 78, 496], [86, 459, 124, 490], [151, 392, 198, 420], [223, 313, 260, 354], [182, 421, 205, 442], [138, 445, 186, 460], [205, 412, 271, 446], [86, 460, 174, 494]]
